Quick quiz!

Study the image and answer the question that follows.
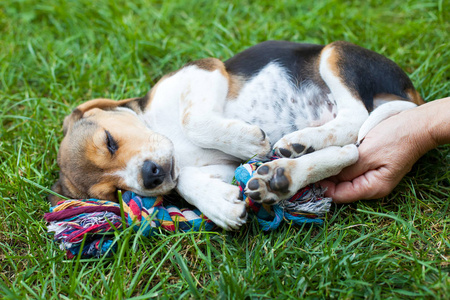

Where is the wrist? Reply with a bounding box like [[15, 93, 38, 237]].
[[425, 97, 450, 147], [395, 105, 436, 159]]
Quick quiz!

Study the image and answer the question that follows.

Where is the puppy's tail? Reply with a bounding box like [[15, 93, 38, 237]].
[[357, 100, 417, 144]]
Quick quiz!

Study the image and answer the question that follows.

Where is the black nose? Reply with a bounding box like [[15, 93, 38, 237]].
[[142, 160, 165, 189]]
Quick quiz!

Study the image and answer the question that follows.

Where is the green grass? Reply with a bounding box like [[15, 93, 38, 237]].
[[0, 0, 449, 298]]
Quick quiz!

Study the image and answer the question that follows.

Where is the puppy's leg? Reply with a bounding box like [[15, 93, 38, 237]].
[[179, 61, 271, 160], [245, 145, 358, 204], [176, 165, 247, 230], [273, 46, 369, 158]]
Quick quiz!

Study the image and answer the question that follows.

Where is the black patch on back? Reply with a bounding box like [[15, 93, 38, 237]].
[[120, 101, 135, 111], [225, 41, 324, 85], [119, 93, 150, 113], [137, 92, 151, 111], [334, 42, 416, 111], [225, 41, 417, 112]]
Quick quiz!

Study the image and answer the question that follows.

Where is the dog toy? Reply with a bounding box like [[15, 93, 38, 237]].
[[45, 159, 332, 258], [235, 159, 332, 231], [44, 192, 214, 258]]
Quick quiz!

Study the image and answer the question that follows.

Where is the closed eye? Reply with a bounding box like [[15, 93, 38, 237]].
[[105, 130, 118, 155]]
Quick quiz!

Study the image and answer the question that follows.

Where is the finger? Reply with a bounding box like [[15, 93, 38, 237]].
[[335, 144, 373, 181], [323, 180, 363, 203], [320, 176, 339, 184], [319, 179, 337, 194], [327, 169, 395, 203], [335, 161, 370, 182]]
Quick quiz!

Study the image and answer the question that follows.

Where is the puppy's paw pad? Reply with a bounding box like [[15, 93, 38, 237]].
[[273, 139, 315, 158], [268, 168, 289, 192], [273, 126, 326, 158], [244, 162, 291, 205], [292, 143, 306, 154], [277, 148, 292, 158], [257, 165, 270, 175], [246, 178, 267, 202]]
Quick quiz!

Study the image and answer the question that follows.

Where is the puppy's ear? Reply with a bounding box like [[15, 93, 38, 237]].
[[63, 98, 139, 135], [62, 108, 83, 136], [48, 173, 83, 205], [48, 178, 66, 206], [76, 97, 139, 113], [89, 182, 118, 202]]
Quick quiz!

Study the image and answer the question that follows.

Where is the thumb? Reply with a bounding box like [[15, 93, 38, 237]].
[[336, 139, 377, 181], [335, 157, 371, 182], [320, 179, 366, 203]]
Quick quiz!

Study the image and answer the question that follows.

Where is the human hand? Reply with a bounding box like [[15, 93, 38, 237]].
[[320, 101, 443, 203]]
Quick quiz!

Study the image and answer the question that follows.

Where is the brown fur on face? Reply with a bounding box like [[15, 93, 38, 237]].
[[49, 98, 177, 205]]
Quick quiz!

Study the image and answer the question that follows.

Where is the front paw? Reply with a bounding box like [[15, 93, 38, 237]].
[[239, 126, 271, 160], [198, 185, 248, 230], [273, 130, 318, 158], [206, 200, 248, 230], [244, 161, 293, 205]]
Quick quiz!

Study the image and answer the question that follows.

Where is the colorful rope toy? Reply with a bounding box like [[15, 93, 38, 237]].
[[45, 159, 332, 258]]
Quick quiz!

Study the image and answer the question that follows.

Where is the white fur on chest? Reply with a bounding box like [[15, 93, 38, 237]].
[[224, 63, 336, 143]]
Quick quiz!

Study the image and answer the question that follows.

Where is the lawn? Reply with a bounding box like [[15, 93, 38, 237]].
[[0, 0, 449, 298]]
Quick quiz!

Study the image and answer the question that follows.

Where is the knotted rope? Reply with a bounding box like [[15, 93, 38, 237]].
[[45, 159, 332, 258], [235, 159, 331, 231]]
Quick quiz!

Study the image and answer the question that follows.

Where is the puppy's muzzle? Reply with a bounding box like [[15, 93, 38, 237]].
[[142, 160, 165, 189]]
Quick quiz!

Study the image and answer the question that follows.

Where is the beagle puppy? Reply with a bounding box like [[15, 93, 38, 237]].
[[50, 41, 423, 230]]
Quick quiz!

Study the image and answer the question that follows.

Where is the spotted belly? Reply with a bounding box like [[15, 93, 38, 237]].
[[224, 62, 337, 144]]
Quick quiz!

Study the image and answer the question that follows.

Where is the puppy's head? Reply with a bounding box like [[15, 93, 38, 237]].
[[49, 98, 178, 205]]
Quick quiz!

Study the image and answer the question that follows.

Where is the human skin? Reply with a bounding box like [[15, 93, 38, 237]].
[[320, 97, 450, 203]]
